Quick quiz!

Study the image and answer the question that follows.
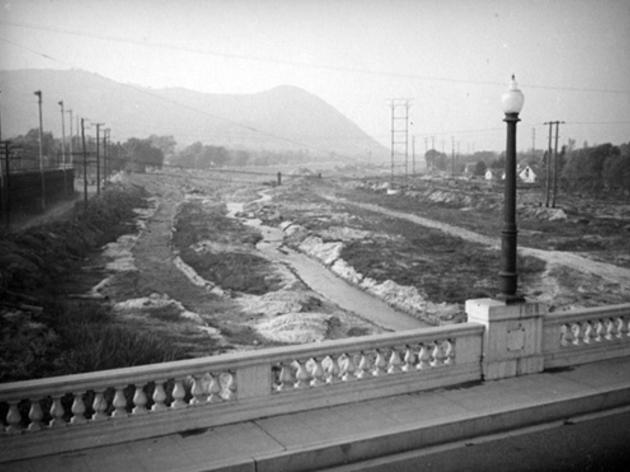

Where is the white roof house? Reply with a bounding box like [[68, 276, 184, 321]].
[[518, 165, 537, 183]]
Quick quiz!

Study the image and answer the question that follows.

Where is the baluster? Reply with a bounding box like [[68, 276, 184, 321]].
[[605, 319, 614, 341], [92, 390, 108, 420], [49, 395, 65, 427], [276, 364, 294, 391], [594, 320, 604, 342], [355, 352, 370, 379], [171, 380, 187, 408], [325, 355, 341, 383], [402, 346, 416, 372], [27, 400, 44, 431], [571, 323, 581, 346], [430, 342, 444, 367], [310, 358, 325, 386], [6, 401, 22, 434], [388, 348, 403, 374], [190, 376, 205, 404], [152, 381, 168, 411], [443, 340, 454, 365], [294, 361, 310, 389], [222, 373, 236, 400], [70, 392, 87, 424], [417, 344, 431, 369], [615, 317, 625, 339], [112, 386, 128, 417], [206, 374, 223, 402], [372, 350, 387, 376], [582, 321, 592, 344], [132, 385, 148, 414], [341, 353, 356, 381]]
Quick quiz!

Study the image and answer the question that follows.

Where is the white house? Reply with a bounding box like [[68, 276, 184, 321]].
[[518, 165, 537, 183]]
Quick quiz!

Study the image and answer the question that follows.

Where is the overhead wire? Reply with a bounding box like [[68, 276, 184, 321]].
[[2, 20, 630, 95]]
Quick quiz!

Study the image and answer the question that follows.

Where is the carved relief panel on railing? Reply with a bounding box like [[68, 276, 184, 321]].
[[1, 371, 236, 435], [559, 316, 629, 348], [272, 340, 455, 393]]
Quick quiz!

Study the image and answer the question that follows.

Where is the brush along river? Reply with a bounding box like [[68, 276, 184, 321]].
[[91, 171, 426, 360]]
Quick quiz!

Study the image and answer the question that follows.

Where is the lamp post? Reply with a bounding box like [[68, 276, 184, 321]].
[[499, 75, 524, 303]]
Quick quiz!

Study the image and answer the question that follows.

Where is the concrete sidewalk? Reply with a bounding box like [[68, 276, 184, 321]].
[[5, 356, 630, 472]]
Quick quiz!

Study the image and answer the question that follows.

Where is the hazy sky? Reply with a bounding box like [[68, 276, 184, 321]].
[[1, 0, 629, 151]]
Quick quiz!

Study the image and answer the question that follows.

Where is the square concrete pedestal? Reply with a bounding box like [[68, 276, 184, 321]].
[[466, 298, 547, 380]]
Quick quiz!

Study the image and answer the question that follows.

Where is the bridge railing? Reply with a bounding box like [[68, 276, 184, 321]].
[[0, 323, 483, 462], [543, 303, 630, 368]]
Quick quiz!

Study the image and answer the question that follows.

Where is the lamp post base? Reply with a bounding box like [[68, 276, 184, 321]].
[[495, 292, 526, 305]]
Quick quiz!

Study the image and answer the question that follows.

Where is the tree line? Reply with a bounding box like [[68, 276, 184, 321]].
[[424, 140, 630, 194]]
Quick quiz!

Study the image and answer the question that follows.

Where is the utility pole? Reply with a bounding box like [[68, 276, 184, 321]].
[[81, 118, 88, 211], [412, 135, 416, 175], [1, 140, 9, 228], [544, 121, 553, 207], [95, 122, 104, 194], [390, 101, 394, 185], [531, 127, 536, 155], [67, 108, 73, 166], [58, 100, 68, 194], [34, 90, 46, 210], [104, 128, 110, 182], [0, 90, 3, 191], [544, 121, 564, 207], [552, 121, 564, 208], [424, 137, 429, 172], [58, 101, 66, 165], [457, 141, 461, 175], [451, 136, 455, 178]]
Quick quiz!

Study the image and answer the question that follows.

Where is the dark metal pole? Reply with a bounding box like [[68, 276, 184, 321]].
[[35, 90, 46, 210], [81, 118, 88, 211], [2, 141, 9, 228], [103, 130, 108, 183], [499, 112, 523, 302], [96, 123, 101, 194]]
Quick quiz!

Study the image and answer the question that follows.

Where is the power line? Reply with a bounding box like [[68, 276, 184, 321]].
[[2, 20, 630, 95]]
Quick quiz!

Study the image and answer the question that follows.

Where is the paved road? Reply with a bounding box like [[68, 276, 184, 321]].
[[331, 408, 630, 472]]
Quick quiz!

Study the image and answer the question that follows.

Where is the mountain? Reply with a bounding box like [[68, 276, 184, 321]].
[[0, 69, 388, 161]]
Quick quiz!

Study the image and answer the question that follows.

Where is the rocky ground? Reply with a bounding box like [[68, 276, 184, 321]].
[[2, 167, 629, 382]]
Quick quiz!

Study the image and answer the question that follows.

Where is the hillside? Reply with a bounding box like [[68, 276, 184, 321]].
[[0, 68, 388, 161]]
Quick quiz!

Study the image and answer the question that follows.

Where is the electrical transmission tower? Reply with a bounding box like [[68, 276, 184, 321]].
[[388, 98, 411, 186]]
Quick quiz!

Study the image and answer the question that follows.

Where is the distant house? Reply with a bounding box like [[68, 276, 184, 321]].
[[518, 165, 537, 183], [485, 169, 497, 181]]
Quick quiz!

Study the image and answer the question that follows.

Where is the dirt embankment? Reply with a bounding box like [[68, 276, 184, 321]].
[[0, 182, 170, 382], [334, 178, 630, 311]]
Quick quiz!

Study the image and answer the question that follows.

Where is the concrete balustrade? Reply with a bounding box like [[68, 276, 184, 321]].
[[2, 301, 630, 464], [0, 323, 483, 462], [543, 303, 630, 368]]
